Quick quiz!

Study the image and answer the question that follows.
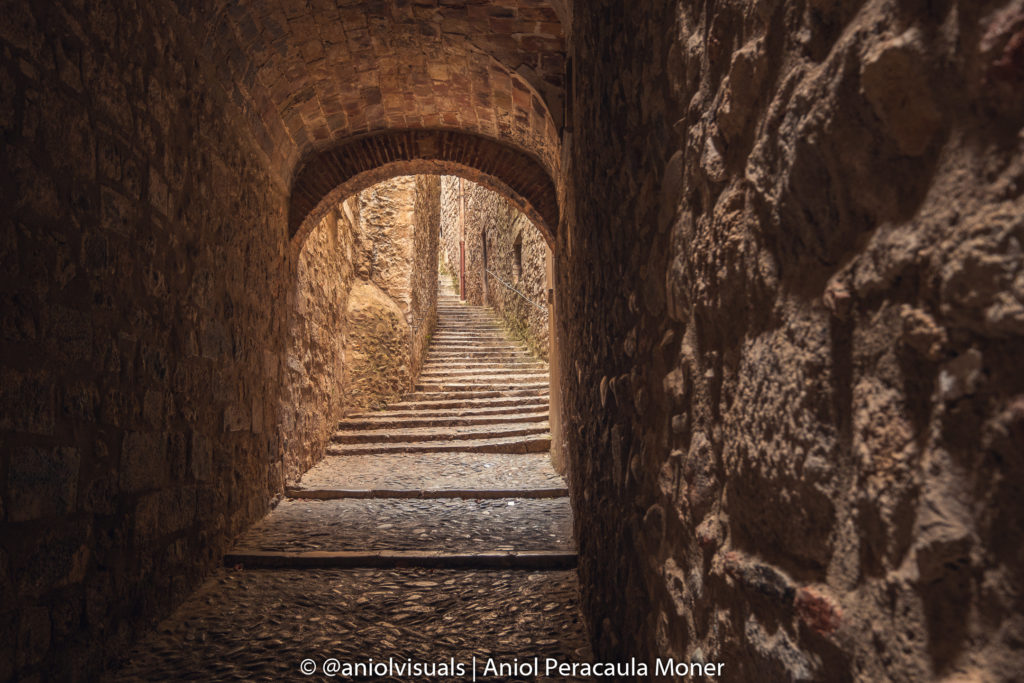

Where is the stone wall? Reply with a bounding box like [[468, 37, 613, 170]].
[[412, 176, 441, 376], [440, 175, 463, 294], [346, 177, 439, 411], [0, 1, 440, 671], [483, 211, 550, 361], [440, 176, 550, 359], [562, 1, 1024, 680], [280, 205, 357, 483], [283, 177, 441, 468], [342, 280, 413, 412], [0, 1, 292, 678], [355, 178, 416, 310]]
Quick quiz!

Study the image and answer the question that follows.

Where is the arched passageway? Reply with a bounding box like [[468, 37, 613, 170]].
[[2, 0, 1024, 680], [288, 129, 560, 247]]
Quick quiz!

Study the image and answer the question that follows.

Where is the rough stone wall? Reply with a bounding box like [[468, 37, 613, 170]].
[[355, 178, 416, 310], [343, 280, 412, 412], [0, 2, 293, 678], [484, 211, 550, 361], [281, 205, 357, 483], [411, 175, 441, 376], [440, 176, 550, 358], [345, 176, 439, 410], [563, 1, 1024, 681], [0, 2, 442, 675], [440, 175, 463, 293]]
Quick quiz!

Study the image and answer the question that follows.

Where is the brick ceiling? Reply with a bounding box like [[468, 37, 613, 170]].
[[188, 0, 567, 191]]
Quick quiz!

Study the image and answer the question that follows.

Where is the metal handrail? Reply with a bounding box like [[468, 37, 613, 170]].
[[484, 268, 547, 312]]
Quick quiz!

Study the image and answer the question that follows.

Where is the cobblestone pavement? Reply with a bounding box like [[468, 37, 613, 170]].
[[108, 283, 589, 680], [233, 498, 574, 552], [293, 453, 565, 492], [106, 568, 591, 682]]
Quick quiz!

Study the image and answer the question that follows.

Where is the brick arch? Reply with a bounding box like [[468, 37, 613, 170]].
[[289, 129, 560, 247]]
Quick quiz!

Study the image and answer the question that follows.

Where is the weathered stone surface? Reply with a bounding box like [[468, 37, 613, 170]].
[[441, 176, 550, 360], [281, 206, 355, 482], [233, 498, 574, 553], [108, 568, 590, 682], [344, 280, 412, 411], [7, 447, 79, 521], [562, 1, 1024, 680], [412, 175, 441, 377], [3, 0, 1022, 680]]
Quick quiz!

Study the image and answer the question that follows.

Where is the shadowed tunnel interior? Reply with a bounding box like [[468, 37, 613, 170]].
[[1, 0, 1024, 681]]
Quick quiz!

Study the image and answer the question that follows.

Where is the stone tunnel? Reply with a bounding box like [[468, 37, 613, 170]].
[[1, 0, 1023, 680]]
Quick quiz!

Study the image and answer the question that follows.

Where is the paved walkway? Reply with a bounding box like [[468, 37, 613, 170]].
[[108, 280, 590, 680]]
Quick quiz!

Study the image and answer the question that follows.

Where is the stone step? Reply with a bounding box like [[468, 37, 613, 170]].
[[414, 381, 549, 393], [284, 487, 568, 500], [434, 320, 501, 326], [417, 370, 548, 382], [224, 550, 577, 570], [428, 340, 514, 347], [337, 411, 548, 430], [326, 433, 551, 455], [434, 314, 496, 320], [425, 352, 534, 361], [331, 422, 548, 445], [416, 375, 548, 387], [415, 366, 544, 376], [292, 452, 563, 492], [427, 352, 538, 362], [434, 319, 502, 323], [229, 497, 573, 553], [428, 343, 521, 352], [360, 396, 548, 413], [433, 315, 498, 320], [420, 361, 547, 371], [430, 335, 512, 342], [420, 365, 546, 374], [433, 325, 502, 330], [406, 388, 548, 402], [432, 327, 506, 332]]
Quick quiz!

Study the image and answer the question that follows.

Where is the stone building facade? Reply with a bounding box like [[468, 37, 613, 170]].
[[440, 176, 550, 360]]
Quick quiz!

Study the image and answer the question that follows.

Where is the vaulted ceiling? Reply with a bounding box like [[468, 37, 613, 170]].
[[184, 0, 567, 192]]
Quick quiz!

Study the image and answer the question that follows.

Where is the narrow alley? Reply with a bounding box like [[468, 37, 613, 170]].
[[2, 1, 1023, 681], [108, 278, 589, 680]]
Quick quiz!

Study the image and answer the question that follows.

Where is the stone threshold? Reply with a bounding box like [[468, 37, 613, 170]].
[[284, 486, 569, 499], [223, 550, 578, 570]]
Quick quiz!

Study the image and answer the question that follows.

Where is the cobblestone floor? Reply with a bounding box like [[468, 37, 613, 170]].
[[293, 453, 565, 491], [232, 498, 574, 553], [106, 568, 591, 682]]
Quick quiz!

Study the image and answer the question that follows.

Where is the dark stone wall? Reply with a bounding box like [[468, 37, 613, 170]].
[[412, 175, 441, 376], [0, 1, 291, 678], [0, 3, 442, 677], [562, 0, 1024, 680]]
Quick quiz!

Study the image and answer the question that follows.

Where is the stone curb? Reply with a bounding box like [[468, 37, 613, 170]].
[[223, 550, 578, 570]]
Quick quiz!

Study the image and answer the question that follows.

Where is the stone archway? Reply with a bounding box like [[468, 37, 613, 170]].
[[288, 129, 561, 250]]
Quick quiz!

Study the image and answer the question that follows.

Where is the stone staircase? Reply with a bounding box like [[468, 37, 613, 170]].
[[225, 278, 575, 570], [108, 284, 590, 680]]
